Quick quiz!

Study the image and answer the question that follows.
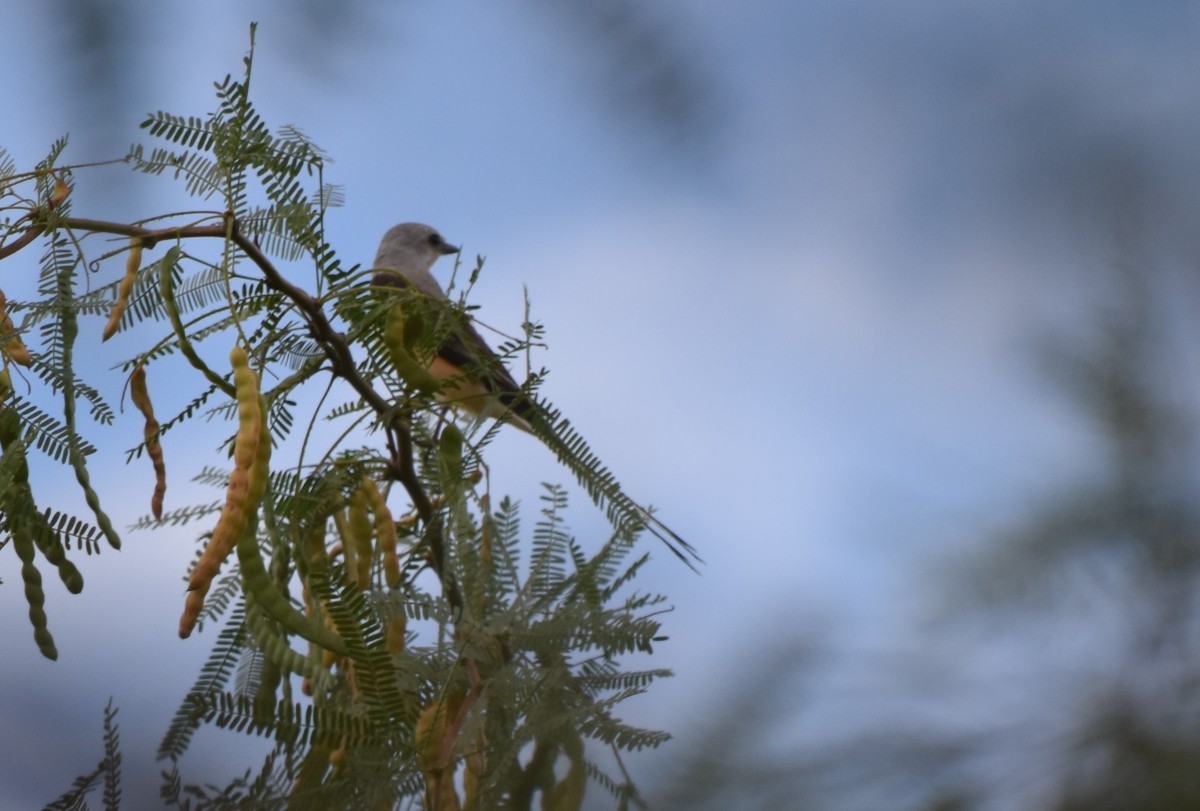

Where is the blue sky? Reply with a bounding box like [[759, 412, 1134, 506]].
[[3, 1, 1200, 807]]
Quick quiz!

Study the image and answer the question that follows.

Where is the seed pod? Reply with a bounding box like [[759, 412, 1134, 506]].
[[383, 300, 442, 393], [49, 176, 70, 208], [238, 520, 350, 657], [129, 365, 166, 519], [15, 527, 57, 660], [180, 346, 262, 638], [102, 238, 142, 341], [0, 377, 57, 659], [332, 508, 355, 587], [361, 476, 400, 588], [438, 422, 464, 488], [329, 745, 348, 776], [462, 733, 486, 810], [346, 486, 373, 589], [0, 289, 32, 367], [416, 690, 466, 811], [28, 513, 83, 595], [386, 614, 407, 654], [244, 591, 333, 693], [234, 405, 348, 656]]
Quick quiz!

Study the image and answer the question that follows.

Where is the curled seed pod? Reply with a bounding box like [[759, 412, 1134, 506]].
[[245, 591, 333, 693], [129, 365, 167, 519], [361, 477, 400, 589], [180, 347, 261, 638], [346, 487, 373, 590], [238, 522, 350, 656], [102, 238, 142, 341], [29, 515, 83, 594], [0, 289, 33, 367], [159, 247, 236, 398]]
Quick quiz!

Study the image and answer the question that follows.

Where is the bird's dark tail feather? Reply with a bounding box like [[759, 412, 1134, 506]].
[[521, 395, 701, 571]]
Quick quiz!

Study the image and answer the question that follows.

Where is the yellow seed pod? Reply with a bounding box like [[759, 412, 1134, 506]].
[[415, 692, 460, 773], [416, 690, 466, 811], [302, 520, 328, 571], [462, 733, 486, 810], [386, 614, 407, 654], [332, 509, 355, 587], [0, 289, 33, 367], [102, 238, 142, 341], [361, 476, 400, 588], [49, 176, 70, 208], [329, 746, 348, 776], [346, 486, 373, 589], [180, 346, 262, 638]]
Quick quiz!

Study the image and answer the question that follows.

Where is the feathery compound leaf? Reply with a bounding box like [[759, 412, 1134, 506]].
[[158, 603, 248, 760], [526, 395, 700, 567], [140, 111, 216, 150]]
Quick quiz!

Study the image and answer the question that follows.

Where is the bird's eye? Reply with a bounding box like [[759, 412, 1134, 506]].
[[428, 233, 443, 247]]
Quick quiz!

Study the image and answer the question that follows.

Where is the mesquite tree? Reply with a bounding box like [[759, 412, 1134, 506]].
[[1, 29, 691, 811]]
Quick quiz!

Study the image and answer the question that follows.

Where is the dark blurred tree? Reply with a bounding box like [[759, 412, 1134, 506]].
[[645, 176, 1200, 809], [35, 0, 721, 164]]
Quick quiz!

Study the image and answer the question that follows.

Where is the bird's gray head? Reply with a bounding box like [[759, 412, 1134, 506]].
[[373, 223, 460, 297]]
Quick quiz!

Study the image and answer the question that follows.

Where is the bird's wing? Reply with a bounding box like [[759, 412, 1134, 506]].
[[372, 270, 530, 412]]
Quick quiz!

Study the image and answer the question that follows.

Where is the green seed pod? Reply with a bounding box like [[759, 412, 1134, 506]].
[[438, 422, 465, 488], [383, 300, 442, 394]]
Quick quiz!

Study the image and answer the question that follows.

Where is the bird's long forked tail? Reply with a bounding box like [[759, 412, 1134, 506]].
[[513, 394, 702, 571]]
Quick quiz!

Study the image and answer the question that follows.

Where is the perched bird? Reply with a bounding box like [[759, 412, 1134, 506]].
[[370, 222, 700, 567], [370, 222, 533, 431]]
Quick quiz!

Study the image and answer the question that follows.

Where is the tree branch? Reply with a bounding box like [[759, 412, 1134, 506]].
[[52, 213, 458, 606]]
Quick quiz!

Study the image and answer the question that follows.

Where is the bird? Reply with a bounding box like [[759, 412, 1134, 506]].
[[370, 222, 533, 432], [369, 222, 700, 567]]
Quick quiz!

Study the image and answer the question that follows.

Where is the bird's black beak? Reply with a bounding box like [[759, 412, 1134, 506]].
[[440, 242, 460, 255]]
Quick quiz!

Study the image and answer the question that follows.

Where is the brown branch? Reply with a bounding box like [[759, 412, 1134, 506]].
[[0, 224, 44, 261]]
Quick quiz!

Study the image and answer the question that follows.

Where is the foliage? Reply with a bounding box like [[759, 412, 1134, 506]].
[[1, 26, 685, 809]]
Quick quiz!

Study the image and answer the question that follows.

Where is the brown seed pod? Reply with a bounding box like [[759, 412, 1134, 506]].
[[129, 364, 166, 519]]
